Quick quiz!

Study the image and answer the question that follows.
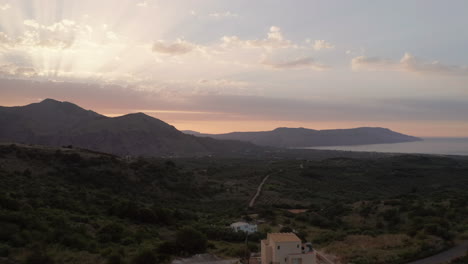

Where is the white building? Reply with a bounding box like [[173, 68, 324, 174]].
[[230, 222, 258, 234], [261, 233, 316, 264]]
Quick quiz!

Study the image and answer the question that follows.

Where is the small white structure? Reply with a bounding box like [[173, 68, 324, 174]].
[[230, 222, 257, 234]]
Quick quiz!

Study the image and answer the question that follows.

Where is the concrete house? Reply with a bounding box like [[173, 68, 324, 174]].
[[230, 222, 258, 234], [261, 233, 316, 264]]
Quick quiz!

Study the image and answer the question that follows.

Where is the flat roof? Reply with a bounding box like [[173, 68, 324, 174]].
[[268, 233, 301, 242], [230, 222, 251, 227]]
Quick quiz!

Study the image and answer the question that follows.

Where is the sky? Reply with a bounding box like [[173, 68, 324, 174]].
[[0, 0, 468, 137]]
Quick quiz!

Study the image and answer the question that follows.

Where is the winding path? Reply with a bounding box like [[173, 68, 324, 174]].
[[248, 173, 272, 208], [406, 241, 468, 264]]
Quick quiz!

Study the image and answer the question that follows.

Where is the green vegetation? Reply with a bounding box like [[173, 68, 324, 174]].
[[448, 251, 468, 264], [0, 144, 467, 264], [255, 157, 468, 263]]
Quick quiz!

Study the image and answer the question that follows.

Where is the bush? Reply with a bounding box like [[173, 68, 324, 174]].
[[0, 243, 11, 257], [157, 241, 177, 256], [132, 249, 157, 264], [61, 233, 88, 250], [99, 223, 125, 243], [24, 251, 55, 264], [176, 227, 207, 255], [0, 222, 21, 241], [107, 253, 123, 264], [0, 194, 21, 210]]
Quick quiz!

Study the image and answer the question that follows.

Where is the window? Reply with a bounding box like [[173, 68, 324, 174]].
[[277, 245, 280, 250], [297, 244, 299, 248]]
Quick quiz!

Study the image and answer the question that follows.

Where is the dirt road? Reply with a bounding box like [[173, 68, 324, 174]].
[[248, 174, 271, 208]]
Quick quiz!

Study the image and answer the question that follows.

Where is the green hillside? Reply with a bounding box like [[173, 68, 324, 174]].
[[0, 144, 467, 264]]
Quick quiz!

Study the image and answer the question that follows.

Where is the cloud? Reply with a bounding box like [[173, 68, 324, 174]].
[[0, 64, 37, 77], [261, 56, 329, 71], [0, 19, 120, 51], [197, 79, 249, 88], [0, 19, 130, 80], [0, 19, 93, 49], [351, 56, 397, 71], [20, 19, 90, 49], [208, 11, 239, 18], [0, 32, 13, 46], [221, 26, 294, 50], [218, 27, 333, 70], [0, 3, 10, 11], [352, 53, 468, 76], [152, 39, 196, 55], [1, 19, 333, 83], [400, 53, 468, 75], [310, 39, 334, 50], [136, 1, 148, 7], [2, 78, 468, 124]]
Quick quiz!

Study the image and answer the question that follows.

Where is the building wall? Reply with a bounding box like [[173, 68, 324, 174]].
[[272, 241, 302, 264], [261, 239, 272, 264], [286, 252, 316, 264]]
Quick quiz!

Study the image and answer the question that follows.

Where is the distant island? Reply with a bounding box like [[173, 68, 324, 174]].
[[183, 127, 421, 148]]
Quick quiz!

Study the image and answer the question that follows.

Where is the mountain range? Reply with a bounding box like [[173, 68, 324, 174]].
[[183, 127, 421, 148], [0, 99, 420, 156], [0, 99, 259, 156]]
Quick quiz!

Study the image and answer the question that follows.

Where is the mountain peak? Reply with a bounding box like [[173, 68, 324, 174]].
[[41, 98, 61, 104], [273, 127, 315, 132], [117, 112, 155, 120], [128, 112, 150, 117], [37, 98, 83, 110]]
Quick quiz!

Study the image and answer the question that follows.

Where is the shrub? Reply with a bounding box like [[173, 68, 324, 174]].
[[157, 241, 177, 256], [107, 253, 123, 264], [176, 227, 207, 255], [24, 251, 55, 264], [0, 243, 11, 257], [99, 222, 124, 243], [132, 249, 157, 264]]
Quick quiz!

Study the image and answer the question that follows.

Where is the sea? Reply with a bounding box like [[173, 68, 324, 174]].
[[303, 138, 468, 156]]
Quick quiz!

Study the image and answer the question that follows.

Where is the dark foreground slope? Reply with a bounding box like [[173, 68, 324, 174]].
[[0, 99, 260, 156], [0, 143, 269, 263], [0, 144, 467, 264], [185, 127, 421, 148]]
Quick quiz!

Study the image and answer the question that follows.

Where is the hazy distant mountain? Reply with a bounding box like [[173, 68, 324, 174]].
[[184, 127, 422, 148], [0, 99, 260, 156]]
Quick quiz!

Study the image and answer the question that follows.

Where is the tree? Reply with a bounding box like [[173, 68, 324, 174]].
[[280, 226, 293, 233], [25, 251, 55, 264], [132, 249, 157, 264], [175, 227, 207, 255]]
